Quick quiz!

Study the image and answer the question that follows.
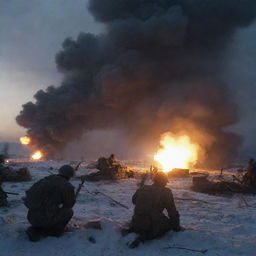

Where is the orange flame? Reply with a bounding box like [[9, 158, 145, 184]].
[[154, 133, 199, 173], [20, 136, 31, 145], [31, 150, 43, 160]]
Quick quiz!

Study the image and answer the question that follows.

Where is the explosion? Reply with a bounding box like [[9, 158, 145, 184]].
[[154, 133, 199, 173], [31, 151, 43, 160], [20, 136, 31, 145]]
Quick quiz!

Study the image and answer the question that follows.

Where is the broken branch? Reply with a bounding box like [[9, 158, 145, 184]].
[[163, 246, 208, 254]]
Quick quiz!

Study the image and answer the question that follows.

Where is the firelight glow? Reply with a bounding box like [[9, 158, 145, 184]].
[[20, 136, 31, 145], [154, 134, 199, 173], [31, 151, 43, 160]]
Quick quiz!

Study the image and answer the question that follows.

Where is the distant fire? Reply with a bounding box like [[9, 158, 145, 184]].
[[154, 133, 199, 173], [20, 136, 31, 145], [31, 150, 43, 160]]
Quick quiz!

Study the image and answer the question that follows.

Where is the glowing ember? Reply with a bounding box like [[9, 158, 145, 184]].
[[31, 150, 43, 160], [154, 133, 199, 173], [20, 136, 31, 145]]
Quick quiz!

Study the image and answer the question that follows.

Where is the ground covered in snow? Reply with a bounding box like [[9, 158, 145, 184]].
[[0, 160, 256, 256]]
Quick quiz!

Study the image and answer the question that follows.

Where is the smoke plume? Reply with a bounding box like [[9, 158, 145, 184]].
[[16, 0, 256, 167]]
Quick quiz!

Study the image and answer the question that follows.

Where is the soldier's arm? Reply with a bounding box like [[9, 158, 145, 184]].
[[62, 184, 76, 208], [165, 188, 180, 230]]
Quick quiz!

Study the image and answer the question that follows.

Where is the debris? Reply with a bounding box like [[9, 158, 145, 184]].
[[168, 168, 189, 178], [174, 197, 209, 204], [192, 175, 256, 195], [163, 246, 208, 254]]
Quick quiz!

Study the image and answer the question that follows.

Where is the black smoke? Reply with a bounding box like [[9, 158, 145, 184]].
[[17, 0, 256, 167]]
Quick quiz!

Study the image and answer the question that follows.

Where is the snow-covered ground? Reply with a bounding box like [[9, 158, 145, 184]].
[[0, 160, 256, 256]]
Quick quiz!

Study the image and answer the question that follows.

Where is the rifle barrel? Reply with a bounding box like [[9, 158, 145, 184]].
[[5, 191, 19, 195]]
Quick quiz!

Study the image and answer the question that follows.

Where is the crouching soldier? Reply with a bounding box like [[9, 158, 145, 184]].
[[24, 165, 75, 242], [129, 172, 181, 248]]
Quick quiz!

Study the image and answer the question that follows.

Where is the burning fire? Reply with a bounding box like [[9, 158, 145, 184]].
[[20, 136, 31, 145], [31, 150, 43, 160], [154, 134, 199, 172]]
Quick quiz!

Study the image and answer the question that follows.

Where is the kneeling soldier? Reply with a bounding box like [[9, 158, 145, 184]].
[[24, 165, 75, 241], [129, 172, 180, 248]]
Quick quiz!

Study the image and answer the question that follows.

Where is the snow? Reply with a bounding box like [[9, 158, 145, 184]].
[[0, 160, 256, 256]]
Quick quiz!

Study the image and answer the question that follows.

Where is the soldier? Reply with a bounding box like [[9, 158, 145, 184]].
[[0, 154, 5, 165], [0, 155, 7, 179], [0, 181, 7, 207], [243, 158, 256, 187], [108, 154, 120, 167], [24, 165, 75, 242], [129, 172, 180, 248], [85, 154, 125, 182]]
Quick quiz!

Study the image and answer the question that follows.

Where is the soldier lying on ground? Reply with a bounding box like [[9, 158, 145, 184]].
[[85, 154, 133, 182], [0, 155, 32, 182], [127, 172, 181, 248], [24, 165, 76, 242]]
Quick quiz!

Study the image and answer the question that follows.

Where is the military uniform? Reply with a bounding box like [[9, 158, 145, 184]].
[[243, 159, 256, 187], [24, 173, 75, 240], [131, 184, 180, 239]]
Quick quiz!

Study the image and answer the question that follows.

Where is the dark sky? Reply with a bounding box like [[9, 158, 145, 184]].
[[0, 0, 101, 141], [0, 0, 255, 156]]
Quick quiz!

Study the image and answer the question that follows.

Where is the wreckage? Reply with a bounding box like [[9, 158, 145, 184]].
[[191, 174, 256, 195]]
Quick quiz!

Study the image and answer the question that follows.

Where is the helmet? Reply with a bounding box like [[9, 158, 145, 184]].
[[58, 165, 75, 179], [153, 172, 168, 186]]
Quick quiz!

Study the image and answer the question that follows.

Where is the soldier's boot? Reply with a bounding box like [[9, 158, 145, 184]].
[[26, 227, 42, 242], [42, 226, 65, 237], [121, 226, 133, 237], [128, 236, 142, 249]]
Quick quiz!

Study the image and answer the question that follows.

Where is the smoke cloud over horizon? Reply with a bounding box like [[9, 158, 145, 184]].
[[16, 0, 256, 167]]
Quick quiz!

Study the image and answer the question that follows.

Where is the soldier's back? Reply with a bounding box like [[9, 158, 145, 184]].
[[133, 185, 169, 215], [25, 175, 73, 211]]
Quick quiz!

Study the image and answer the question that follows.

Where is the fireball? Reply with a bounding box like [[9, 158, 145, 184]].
[[20, 136, 31, 145], [154, 133, 199, 172], [31, 150, 43, 160]]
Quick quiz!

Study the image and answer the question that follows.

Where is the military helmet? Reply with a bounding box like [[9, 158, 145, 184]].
[[58, 165, 75, 179], [153, 171, 168, 186]]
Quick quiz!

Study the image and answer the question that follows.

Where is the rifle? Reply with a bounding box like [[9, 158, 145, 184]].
[[74, 161, 84, 171], [163, 246, 207, 254], [83, 188, 129, 210], [96, 191, 129, 209], [4, 191, 19, 195], [75, 177, 86, 199]]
